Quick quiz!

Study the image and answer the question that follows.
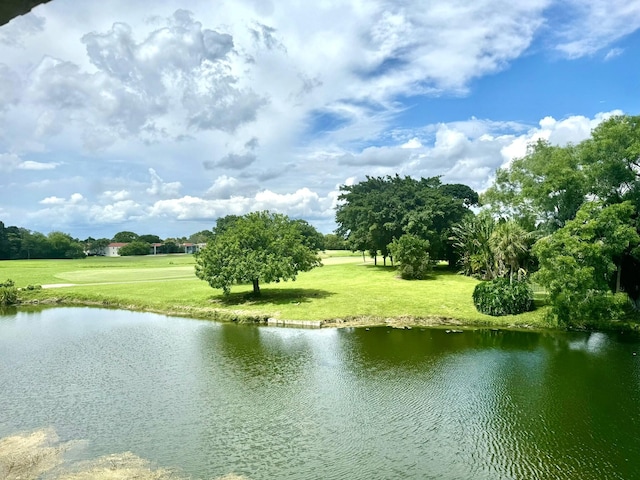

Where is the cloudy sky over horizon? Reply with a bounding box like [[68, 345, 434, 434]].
[[1, 0, 639, 239]]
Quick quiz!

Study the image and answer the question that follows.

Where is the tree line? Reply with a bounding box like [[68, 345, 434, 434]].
[[0, 221, 347, 261], [331, 115, 640, 326]]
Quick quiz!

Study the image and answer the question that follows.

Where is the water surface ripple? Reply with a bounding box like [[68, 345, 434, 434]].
[[1, 308, 639, 479]]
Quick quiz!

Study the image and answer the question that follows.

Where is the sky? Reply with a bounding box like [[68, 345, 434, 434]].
[[1, 0, 639, 240]]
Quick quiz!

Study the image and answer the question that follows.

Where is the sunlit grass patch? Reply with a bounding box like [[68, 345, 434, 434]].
[[9, 253, 552, 328]]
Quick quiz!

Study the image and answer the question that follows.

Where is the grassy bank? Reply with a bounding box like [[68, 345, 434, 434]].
[[1, 252, 554, 328]]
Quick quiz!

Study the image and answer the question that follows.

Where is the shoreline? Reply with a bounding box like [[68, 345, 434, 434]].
[[17, 296, 554, 332]]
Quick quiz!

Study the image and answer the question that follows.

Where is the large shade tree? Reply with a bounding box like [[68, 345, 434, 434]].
[[335, 175, 478, 265], [195, 211, 322, 295]]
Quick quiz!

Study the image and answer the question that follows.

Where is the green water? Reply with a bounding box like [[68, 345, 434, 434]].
[[1, 307, 639, 479]]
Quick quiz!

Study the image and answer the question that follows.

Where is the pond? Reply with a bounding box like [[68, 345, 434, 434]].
[[1, 307, 639, 479]]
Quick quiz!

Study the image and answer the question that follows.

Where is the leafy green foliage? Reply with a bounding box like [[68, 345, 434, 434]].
[[489, 220, 533, 281], [112, 231, 140, 243], [581, 115, 640, 205], [324, 234, 347, 250], [0, 279, 18, 306], [532, 201, 639, 325], [118, 241, 151, 256], [292, 219, 325, 251], [450, 212, 496, 278], [472, 278, 533, 316], [335, 175, 477, 263], [138, 234, 163, 244], [482, 140, 587, 232], [389, 234, 431, 279], [188, 229, 215, 244], [195, 211, 322, 295]]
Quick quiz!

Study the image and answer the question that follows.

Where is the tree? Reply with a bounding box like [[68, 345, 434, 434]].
[[581, 115, 640, 206], [118, 241, 151, 256], [20, 230, 49, 259], [87, 238, 110, 255], [324, 233, 347, 250], [292, 219, 325, 251], [449, 211, 496, 278], [47, 231, 85, 259], [139, 234, 163, 244], [335, 175, 477, 265], [489, 220, 531, 282], [482, 140, 587, 232], [532, 201, 639, 325], [112, 231, 139, 243], [161, 240, 181, 254], [389, 234, 431, 280], [188, 229, 215, 244], [195, 211, 321, 295]]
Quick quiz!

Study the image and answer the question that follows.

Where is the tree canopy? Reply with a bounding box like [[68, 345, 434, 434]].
[[112, 231, 140, 243], [479, 114, 640, 324], [195, 211, 322, 295], [335, 175, 478, 264]]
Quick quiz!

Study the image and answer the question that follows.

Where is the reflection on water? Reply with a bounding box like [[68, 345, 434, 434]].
[[1, 308, 639, 480]]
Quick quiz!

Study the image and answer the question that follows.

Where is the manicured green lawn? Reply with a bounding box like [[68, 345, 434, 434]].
[[2, 252, 552, 328]]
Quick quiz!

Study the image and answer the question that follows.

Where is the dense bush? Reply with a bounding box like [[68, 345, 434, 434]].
[[473, 278, 533, 316], [389, 234, 431, 280], [0, 279, 18, 306]]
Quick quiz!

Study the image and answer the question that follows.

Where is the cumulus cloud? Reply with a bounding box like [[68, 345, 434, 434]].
[[10, 9, 266, 150], [149, 187, 333, 221], [0, 13, 45, 47], [146, 168, 182, 197], [205, 175, 241, 199], [1, 0, 636, 237]]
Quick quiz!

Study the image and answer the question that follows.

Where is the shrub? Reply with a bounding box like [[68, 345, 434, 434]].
[[389, 234, 431, 280], [473, 278, 533, 316], [0, 279, 18, 306]]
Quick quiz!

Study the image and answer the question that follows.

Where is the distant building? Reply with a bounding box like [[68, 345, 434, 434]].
[[182, 243, 206, 254], [104, 242, 128, 257]]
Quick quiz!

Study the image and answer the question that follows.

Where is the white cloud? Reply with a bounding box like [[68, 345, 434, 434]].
[[0, 0, 637, 237], [401, 138, 422, 149], [206, 175, 241, 199], [18, 160, 60, 170], [0, 153, 60, 171], [555, 0, 640, 58], [39, 196, 65, 205], [146, 168, 181, 197], [604, 48, 624, 61]]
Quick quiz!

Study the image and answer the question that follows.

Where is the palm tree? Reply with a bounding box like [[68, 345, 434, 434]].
[[450, 212, 496, 279], [489, 220, 530, 282]]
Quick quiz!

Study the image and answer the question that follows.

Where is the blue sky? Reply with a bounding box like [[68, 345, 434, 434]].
[[0, 0, 639, 239]]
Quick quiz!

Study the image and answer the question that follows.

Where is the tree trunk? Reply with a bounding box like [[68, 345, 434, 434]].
[[616, 264, 622, 293], [252, 278, 260, 295]]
